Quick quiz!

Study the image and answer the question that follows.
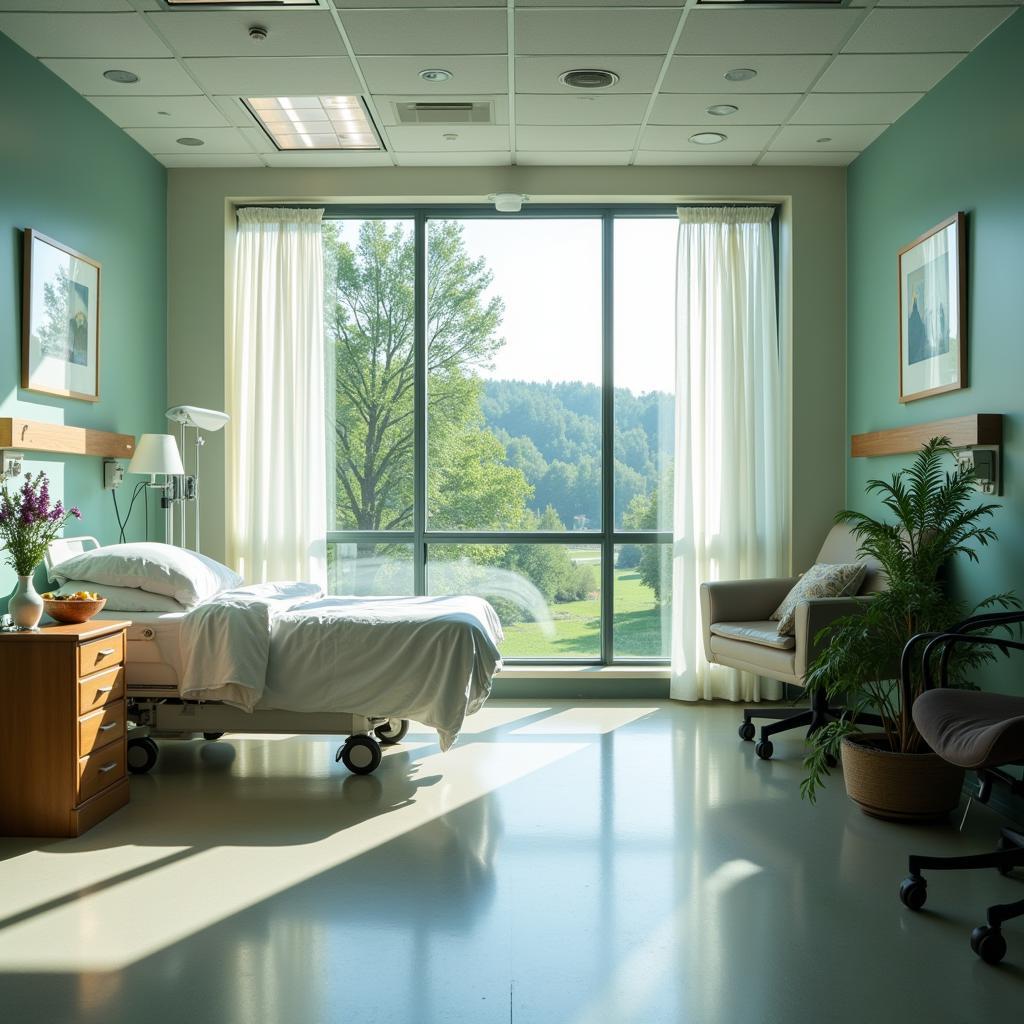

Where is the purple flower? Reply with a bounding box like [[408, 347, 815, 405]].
[[70, 506, 82, 519]]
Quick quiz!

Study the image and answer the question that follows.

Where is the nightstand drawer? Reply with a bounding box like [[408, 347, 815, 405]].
[[78, 746, 126, 804], [78, 666, 124, 715], [79, 699, 125, 755], [79, 634, 124, 677]]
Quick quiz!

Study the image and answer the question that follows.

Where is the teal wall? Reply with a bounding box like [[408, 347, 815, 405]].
[[0, 32, 166, 598], [847, 11, 1024, 632]]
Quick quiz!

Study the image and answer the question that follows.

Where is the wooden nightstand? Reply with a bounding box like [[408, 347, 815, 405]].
[[0, 619, 132, 837]]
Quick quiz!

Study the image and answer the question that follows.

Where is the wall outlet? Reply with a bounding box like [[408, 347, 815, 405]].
[[2, 452, 24, 480], [103, 459, 124, 490]]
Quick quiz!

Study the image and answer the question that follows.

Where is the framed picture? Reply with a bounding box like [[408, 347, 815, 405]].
[[897, 212, 966, 403], [21, 228, 101, 402]]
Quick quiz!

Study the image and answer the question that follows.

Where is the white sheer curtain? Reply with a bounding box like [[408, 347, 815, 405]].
[[671, 206, 787, 702], [228, 207, 327, 587]]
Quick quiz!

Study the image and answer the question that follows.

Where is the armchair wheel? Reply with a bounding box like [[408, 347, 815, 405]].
[[755, 739, 774, 761], [898, 876, 927, 911], [970, 925, 1007, 965], [738, 721, 756, 742]]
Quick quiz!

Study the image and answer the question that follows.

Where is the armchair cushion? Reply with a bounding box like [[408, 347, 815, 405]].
[[710, 621, 795, 650], [771, 562, 866, 635]]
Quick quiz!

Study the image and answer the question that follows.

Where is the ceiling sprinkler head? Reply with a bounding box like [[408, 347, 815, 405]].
[[249, 24, 268, 42]]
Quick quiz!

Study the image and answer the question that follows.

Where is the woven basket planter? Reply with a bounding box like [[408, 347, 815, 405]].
[[840, 733, 965, 822]]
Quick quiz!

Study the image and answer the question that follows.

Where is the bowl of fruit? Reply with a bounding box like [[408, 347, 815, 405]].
[[41, 590, 107, 625]]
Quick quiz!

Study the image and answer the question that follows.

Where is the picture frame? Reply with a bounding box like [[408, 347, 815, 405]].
[[21, 228, 101, 402], [897, 212, 966, 403]]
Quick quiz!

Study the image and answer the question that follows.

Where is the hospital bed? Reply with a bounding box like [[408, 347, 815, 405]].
[[45, 538, 501, 776]]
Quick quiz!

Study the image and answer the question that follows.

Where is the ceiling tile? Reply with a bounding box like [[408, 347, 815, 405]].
[[393, 152, 512, 167], [0, 1, 133, 9], [384, 124, 509, 152], [872, 0, 1021, 5], [359, 55, 507, 94], [125, 125, 259, 154], [634, 150, 759, 166], [641, 124, 776, 152], [261, 151, 394, 167], [517, 125, 639, 152], [183, 56, 360, 94], [661, 54, 830, 94], [518, 0, 680, 5], [86, 94, 229, 128], [41, 57, 202, 95], [843, 8, 1013, 53], [790, 92, 922, 125], [0, 12, 171, 58], [516, 10, 679, 55], [516, 93, 649, 126], [814, 53, 964, 92], [373, 94, 509, 127], [340, 10, 506, 56], [770, 124, 887, 151], [677, 9, 862, 55], [147, 10, 345, 58], [516, 151, 632, 166], [516, 55, 663, 94], [758, 151, 858, 167], [333, 0, 503, 6], [650, 93, 800, 126], [155, 153, 265, 168]]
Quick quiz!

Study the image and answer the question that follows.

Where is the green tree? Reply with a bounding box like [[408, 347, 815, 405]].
[[622, 492, 669, 602]]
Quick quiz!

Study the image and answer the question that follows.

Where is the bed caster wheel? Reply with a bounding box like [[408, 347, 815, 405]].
[[203, 732, 224, 741], [374, 718, 409, 745], [755, 739, 773, 761], [127, 737, 159, 775], [898, 876, 927, 911], [336, 735, 382, 776], [970, 925, 1007, 965], [738, 720, 756, 742]]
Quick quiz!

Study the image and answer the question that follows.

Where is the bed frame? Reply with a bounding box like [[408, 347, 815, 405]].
[[45, 537, 408, 775]]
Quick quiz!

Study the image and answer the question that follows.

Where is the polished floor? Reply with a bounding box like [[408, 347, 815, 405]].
[[1, 700, 1021, 1023]]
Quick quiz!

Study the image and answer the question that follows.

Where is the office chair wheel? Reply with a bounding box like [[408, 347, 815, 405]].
[[898, 876, 927, 911], [738, 721, 756, 742], [970, 925, 1007, 965], [375, 718, 410, 745], [203, 732, 224, 741], [755, 739, 774, 761], [337, 735, 382, 776], [127, 737, 159, 775]]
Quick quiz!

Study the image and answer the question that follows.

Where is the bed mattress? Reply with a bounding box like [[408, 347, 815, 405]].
[[95, 609, 186, 696]]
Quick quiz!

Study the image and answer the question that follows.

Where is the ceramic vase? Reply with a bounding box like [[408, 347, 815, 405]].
[[9, 574, 44, 630]]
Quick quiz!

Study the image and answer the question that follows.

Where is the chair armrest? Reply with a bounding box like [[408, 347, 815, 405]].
[[794, 596, 873, 679], [700, 578, 798, 662]]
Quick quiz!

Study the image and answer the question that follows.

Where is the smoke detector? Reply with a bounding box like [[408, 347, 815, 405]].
[[559, 69, 619, 90], [491, 193, 527, 213], [249, 24, 268, 42]]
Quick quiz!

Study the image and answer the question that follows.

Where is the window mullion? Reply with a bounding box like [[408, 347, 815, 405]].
[[414, 211, 427, 596], [601, 210, 615, 665]]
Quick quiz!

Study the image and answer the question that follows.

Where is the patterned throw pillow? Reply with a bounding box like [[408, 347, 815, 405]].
[[770, 562, 867, 636]]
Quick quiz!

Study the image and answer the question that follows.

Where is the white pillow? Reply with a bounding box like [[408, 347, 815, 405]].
[[770, 562, 867, 636], [52, 542, 242, 608], [52, 580, 186, 614]]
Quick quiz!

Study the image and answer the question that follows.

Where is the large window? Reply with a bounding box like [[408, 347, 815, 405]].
[[323, 209, 676, 664]]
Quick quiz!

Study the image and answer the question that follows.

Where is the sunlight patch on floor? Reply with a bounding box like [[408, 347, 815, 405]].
[[511, 706, 658, 735]]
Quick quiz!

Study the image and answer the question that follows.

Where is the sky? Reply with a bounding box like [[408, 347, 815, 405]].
[[332, 214, 677, 397]]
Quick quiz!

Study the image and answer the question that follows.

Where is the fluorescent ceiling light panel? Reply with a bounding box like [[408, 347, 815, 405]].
[[245, 96, 382, 151], [163, 1, 321, 8]]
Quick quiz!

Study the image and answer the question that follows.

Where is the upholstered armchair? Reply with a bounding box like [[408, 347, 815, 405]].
[[700, 523, 884, 760]]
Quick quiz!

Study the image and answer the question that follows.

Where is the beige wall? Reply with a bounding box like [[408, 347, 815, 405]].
[[167, 164, 846, 571]]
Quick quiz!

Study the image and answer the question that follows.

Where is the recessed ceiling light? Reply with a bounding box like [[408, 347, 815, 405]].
[[723, 68, 757, 83], [176, 137, 205, 147], [245, 96, 382, 151], [419, 69, 453, 83], [689, 132, 727, 145], [706, 104, 739, 117], [817, 137, 833, 143], [163, 0, 319, 6], [559, 69, 619, 90], [103, 69, 139, 84]]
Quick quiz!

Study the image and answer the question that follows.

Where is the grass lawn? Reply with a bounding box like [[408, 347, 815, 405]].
[[498, 567, 669, 660]]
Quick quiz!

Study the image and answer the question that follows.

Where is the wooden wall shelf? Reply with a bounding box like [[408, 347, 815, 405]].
[[851, 414, 1002, 458], [0, 418, 135, 460]]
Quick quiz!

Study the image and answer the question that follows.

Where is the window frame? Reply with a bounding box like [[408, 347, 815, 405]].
[[320, 203, 777, 666]]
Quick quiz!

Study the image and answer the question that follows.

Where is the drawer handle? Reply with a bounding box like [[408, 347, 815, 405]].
[[99, 721, 119, 732], [98, 761, 118, 774], [96, 648, 117, 658], [96, 686, 114, 694]]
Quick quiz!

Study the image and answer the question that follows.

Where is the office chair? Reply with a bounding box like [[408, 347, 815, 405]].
[[896, 609, 1024, 965]]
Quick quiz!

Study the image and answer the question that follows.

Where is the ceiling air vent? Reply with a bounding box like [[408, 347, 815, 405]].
[[395, 102, 493, 126], [559, 69, 619, 90]]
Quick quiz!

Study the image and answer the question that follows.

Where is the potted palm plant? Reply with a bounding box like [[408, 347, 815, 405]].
[[801, 438, 1017, 820]]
